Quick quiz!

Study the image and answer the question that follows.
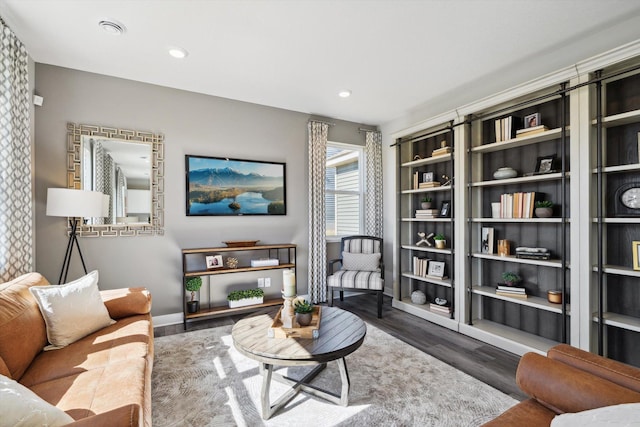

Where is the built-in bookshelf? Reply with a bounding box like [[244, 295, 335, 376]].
[[394, 125, 457, 328], [592, 65, 640, 365]]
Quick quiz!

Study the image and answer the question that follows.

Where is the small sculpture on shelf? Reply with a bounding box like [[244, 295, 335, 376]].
[[226, 257, 239, 269], [416, 232, 434, 247]]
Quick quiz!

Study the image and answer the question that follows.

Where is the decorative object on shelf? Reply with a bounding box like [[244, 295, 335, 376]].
[[441, 174, 452, 186], [411, 290, 427, 305], [439, 200, 451, 217], [493, 167, 518, 180], [491, 202, 501, 218], [501, 271, 521, 287], [535, 200, 554, 218], [434, 234, 446, 249], [416, 232, 433, 247], [431, 140, 451, 157], [497, 239, 510, 257], [481, 227, 494, 253], [223, 240, 260, 247], [515, 247, 551, 260], [613, 182, 640, 217], [547, 290, 563, 304], [423, 172, 434, 182], [524, 112, 540, 128], [282, 269, 296, 297], [421, 196, 433, 209], [534, 154, 557, 174], [250, 258, 279, 267], [293, 298, 314, 326], [413, 154, 422, 161], [435, 297, 447, 306], [427, 261, 446, 278], [226, 257, 239, 269], [633, 241, 640, 271], [185, 276, 202, 313], [205, 255, 223, 269], [227, 288, 265, 308]]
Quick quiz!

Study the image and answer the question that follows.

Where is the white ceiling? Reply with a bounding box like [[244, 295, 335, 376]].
[[2, 0, 640, 126]]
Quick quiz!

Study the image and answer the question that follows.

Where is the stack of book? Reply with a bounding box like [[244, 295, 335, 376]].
[[498, 192, 536, 218], [412, 256, 431, 277], [516, 125, 549, 138], [413, 172, 441, 189], [515, 247, 551, 260], [495, 285, 527, 298], [429, 302, 451, 315], [415, 209, 439, 219], [495, 116, 522, 142], [431, 145, 451, 157]]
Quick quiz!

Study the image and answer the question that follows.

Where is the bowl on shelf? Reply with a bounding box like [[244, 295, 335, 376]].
[[223, 240, 260, 248], [493, 167, 518, 180]]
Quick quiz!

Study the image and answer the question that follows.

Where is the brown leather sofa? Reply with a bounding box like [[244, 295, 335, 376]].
[[0, 272, 154, 426], [483, 344, 640, 426]]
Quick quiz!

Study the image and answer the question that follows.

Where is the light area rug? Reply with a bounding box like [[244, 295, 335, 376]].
[[152, 321, 517, 426]]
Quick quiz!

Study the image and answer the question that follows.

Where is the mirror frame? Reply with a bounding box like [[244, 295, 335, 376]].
[[67, 122, 165, 237]]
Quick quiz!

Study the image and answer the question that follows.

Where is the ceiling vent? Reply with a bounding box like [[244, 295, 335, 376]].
[[98, 19, 126, 35]]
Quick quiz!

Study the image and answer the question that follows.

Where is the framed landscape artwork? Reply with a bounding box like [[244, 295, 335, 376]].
[[186, 155, 286, 216]]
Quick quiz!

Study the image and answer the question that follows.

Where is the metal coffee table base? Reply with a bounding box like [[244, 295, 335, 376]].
[[259, 358, 351, 419]]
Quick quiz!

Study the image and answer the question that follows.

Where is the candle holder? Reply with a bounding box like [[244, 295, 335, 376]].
[[280, 295, 299, 328]]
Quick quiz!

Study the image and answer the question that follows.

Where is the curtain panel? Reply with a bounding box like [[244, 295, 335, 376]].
[[0, 18, 32, 281], [365, 130, 383, 238], [307, 121, 329, 303]]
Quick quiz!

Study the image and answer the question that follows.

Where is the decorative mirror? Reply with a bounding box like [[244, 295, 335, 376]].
[[67, 123, 164, 236]]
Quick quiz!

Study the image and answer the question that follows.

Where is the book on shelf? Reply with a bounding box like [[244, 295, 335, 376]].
[[431, 146, 452, 156], [495, 291, 528, 299], [496, 285, 526, 293], [418, 181, 441, 188], [429, 303, 451, 314], [515, 247, 550, 260], [495, 116, 523, 142], [415, 208, 439, 219], [412, 256, 431, 277], [498, 191, 536, 219], [516, 125, 549, 138]]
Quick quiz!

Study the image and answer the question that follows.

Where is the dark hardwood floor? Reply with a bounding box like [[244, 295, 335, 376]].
[[154, 294, 527, 401]]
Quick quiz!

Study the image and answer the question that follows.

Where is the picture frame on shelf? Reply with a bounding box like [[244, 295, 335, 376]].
[[439, 200, 451, 217], [206, 255, 224, 269], [524, 113, 540, 128], [427, 261, 446, 278], [535, 154, 556, 174], [423, 172, 434, 182], [633, 241, 640, 271], [481, 227, 494, 254]]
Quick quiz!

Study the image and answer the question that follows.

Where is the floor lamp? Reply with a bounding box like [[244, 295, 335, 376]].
[[46, 188, 104, 284]]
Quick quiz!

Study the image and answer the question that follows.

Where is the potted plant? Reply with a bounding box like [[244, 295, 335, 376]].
[[421, 196, 433, 209], [434, 233, 446, 249], [501, 271, 521, 287], [185, 276, 202, 313], [227, 288, 265, 308], [293, 298, 314, 326], [535, 200, 553, 218]]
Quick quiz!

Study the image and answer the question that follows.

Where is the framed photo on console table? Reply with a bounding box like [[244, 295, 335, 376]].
[[206, 255, 223, 269]]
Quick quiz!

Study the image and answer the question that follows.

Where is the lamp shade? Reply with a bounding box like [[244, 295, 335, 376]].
[[46, 188, 104, 218]]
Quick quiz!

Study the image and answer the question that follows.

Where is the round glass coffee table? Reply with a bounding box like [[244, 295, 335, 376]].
[[232, 306, 366, 419]]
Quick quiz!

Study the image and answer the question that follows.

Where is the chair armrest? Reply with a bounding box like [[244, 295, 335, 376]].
[[327, 258, 342, 275], [100, 287, 152, 319]]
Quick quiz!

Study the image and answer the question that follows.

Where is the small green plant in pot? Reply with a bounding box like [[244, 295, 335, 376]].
[[227, 288, 265, 308], [534, 200, 553, 218], [185, 276, 202, 313], [434, 233, 446, 249], [293, 298, 314, 326], [421, 196, 433, 209], [501, 272, 521, 287]]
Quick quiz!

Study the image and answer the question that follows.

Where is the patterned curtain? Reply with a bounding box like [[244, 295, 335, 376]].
[[365, 130, 383, 238], [0, 18, 32, 280], [115, 167, 127, 218], [308, 121, 329, 303]]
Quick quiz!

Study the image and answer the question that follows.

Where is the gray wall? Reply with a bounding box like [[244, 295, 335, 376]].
[[34, 64, 372, 317]]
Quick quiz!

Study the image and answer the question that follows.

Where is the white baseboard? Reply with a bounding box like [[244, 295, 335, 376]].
[[152, 312, 183, 327]]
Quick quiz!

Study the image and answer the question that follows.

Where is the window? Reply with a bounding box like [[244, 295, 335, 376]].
[[325, 142, 363, 237]]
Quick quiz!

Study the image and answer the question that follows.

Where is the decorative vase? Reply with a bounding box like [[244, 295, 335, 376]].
[[535, 207, 553, 218], [493, 167, 517, 180], [296, 312, 312, 326], [186, 301, 199, 313], [411, 290, 426, 305], [421, 202, 432, 209], [435, 239, 446, 249]]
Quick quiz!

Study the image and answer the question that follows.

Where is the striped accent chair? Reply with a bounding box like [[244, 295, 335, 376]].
[[327, 235, 384, 318]]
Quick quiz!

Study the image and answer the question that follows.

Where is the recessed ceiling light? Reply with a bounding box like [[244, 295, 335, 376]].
[[98, 19, 126, 35], [339, 90, 352, 98], [168, 46, 188, 59]]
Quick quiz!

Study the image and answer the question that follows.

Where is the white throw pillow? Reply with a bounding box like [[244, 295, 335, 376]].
[[29, 270, 115, 350], [0, 373, 74, 427], [342, 251, 381, 271], [551, 403, 640, 426]]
